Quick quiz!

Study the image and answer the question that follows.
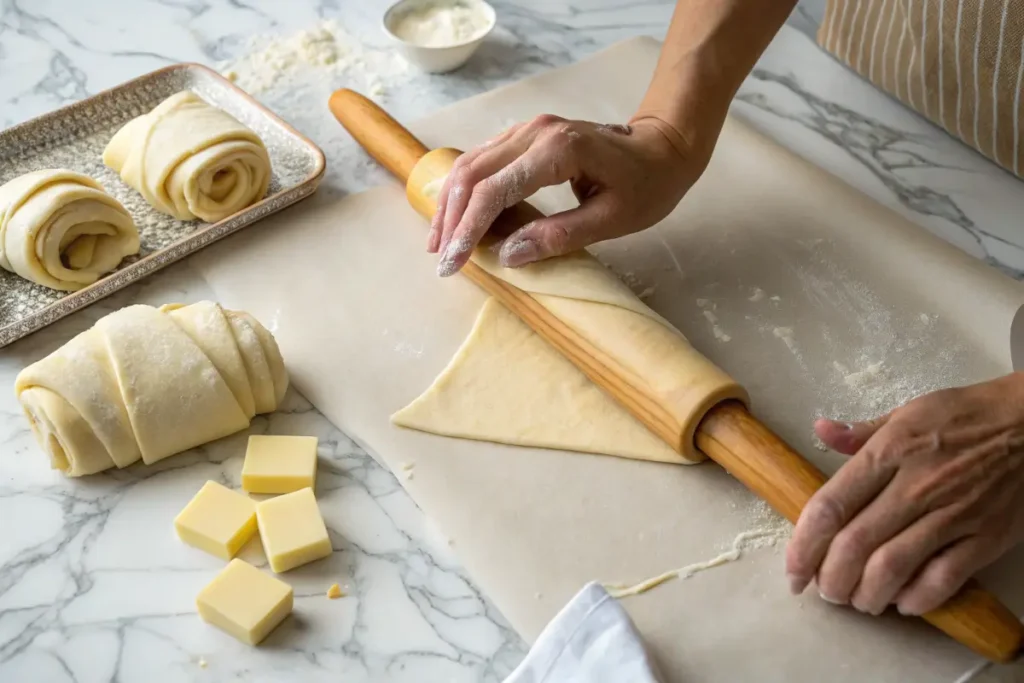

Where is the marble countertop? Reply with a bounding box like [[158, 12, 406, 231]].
[[2, 1, 1023, 681]]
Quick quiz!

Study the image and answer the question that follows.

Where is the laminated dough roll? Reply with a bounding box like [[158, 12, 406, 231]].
[[0, 169, 139, 291], [103, 91, 271, 222], [15, 301, 288, 477]]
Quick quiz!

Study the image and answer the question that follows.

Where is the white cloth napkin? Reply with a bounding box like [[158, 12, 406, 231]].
[[503, 582, 664, 683]]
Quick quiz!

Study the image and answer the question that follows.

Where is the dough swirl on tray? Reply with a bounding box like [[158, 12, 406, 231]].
[[103, 91, 271, 222], [0, 169, 139, 291], [15, 301, 288, 476]]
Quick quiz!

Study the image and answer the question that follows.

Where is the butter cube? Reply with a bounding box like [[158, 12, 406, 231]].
[[256, 487, 332, 573], [241, 435, 318, 494], [197, 559, 293, 645], [175, 481, 257, 560]]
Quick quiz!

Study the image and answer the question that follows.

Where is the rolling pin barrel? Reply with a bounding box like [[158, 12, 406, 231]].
[[328, 88, 1024, 663]]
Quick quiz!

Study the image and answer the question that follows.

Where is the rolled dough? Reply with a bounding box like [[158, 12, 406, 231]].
[[0, 169, 138, 291], [15, 301, 288, 476], [103, 91, 271, 222]]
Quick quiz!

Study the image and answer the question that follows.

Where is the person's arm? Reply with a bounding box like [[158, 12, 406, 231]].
[[429, 0, 797, 276], [632, 0, 798, 163]]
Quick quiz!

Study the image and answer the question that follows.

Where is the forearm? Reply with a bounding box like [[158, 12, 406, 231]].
[[632, 0, 797, 157]]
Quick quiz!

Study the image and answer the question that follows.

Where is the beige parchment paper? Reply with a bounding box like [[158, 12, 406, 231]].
[[192, 37, 1024, 683]]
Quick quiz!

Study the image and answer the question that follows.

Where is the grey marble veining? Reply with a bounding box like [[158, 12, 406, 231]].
[[2, 1, 1024, 682]]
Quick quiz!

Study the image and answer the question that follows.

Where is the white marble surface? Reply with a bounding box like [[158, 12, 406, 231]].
[[2, 1, 1024, 681]]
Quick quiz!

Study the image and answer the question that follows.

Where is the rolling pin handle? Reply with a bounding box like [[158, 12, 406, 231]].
[[328, 89, 429, 182]]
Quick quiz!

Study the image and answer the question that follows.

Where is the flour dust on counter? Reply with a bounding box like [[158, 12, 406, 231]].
[[219, 19, 413, 100]]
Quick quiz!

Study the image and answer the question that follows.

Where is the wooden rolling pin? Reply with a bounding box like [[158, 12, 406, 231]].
[[328, 88, 1023, 663]]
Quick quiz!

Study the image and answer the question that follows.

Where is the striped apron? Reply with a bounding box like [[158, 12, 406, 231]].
[[819, 0, 1024, 177]]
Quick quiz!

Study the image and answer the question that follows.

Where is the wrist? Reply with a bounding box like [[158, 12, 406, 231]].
[[630, 49, 735, 163]]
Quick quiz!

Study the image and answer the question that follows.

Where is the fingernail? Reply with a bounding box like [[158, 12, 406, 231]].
[[896, 602, 920, 616], [437, 236, 472, 278], [437, 256, 458, 277], [819, 590, 845, 605], [788, 574, 809, 595], [500, 238, 539, 268]]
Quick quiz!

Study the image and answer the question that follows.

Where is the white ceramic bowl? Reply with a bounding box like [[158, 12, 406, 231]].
[[383, 0, 496, 74]]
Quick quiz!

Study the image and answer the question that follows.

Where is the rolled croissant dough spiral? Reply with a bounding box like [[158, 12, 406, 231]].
[[103, 91, 271, 222], [0, 169, 139, 291], [16, 301, 288, 476]]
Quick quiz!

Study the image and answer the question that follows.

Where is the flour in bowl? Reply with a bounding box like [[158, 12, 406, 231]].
[[391, 1, 492, 47]]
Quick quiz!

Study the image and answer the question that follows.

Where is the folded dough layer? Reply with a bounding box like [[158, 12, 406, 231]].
[[393, 298, 684, 463], [0, 169, 139, 291], [103, 91, 271, 222], [15, 301, 288, 476]]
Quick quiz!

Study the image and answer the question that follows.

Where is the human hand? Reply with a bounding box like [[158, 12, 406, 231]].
[[427, 114, 709, 276], [786, 374, 1024, 616]]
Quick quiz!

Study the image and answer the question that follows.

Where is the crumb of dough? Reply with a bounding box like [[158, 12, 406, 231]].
[[327, 583, 345, 599], [695, 298, 709, 308], [400, 462, 415, 471], [637, 286, 656, 300], [770, 295, 781, 302], [198, 658, 208, 669], [748, 287, 766, 302], [222, 70, 238, 82]]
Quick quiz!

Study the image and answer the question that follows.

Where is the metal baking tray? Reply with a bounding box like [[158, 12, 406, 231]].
[[0, 63, 326, 347]]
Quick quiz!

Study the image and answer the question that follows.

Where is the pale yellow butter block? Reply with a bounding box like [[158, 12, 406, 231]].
[[175, 481, 257, 560], [256, 487, 332, 573], [196, 559, 293, 645], [241, 435, 318, 494]]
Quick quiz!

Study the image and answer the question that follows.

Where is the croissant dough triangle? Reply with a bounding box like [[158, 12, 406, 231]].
[[392, 298, 685, 464]]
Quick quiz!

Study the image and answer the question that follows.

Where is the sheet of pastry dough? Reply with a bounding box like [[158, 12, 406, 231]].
[[394, 233, 746, 461], [103, 91, 271, 222], [15, 301, 287, 476], [393, 297, 681, 463], [0, 169, 138, 291]]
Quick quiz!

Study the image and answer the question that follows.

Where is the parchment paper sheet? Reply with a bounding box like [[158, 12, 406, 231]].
[[193, 38, 1024, 683]]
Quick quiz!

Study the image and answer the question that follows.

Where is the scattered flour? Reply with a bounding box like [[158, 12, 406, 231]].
[[748, 287, 766, 302], [772, 326, 802, 368], [702, 310, 731, 343], [220, 20, 412, 96]]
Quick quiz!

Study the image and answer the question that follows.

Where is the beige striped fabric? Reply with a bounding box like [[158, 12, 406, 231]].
[[819, 0, 1024, 176]]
